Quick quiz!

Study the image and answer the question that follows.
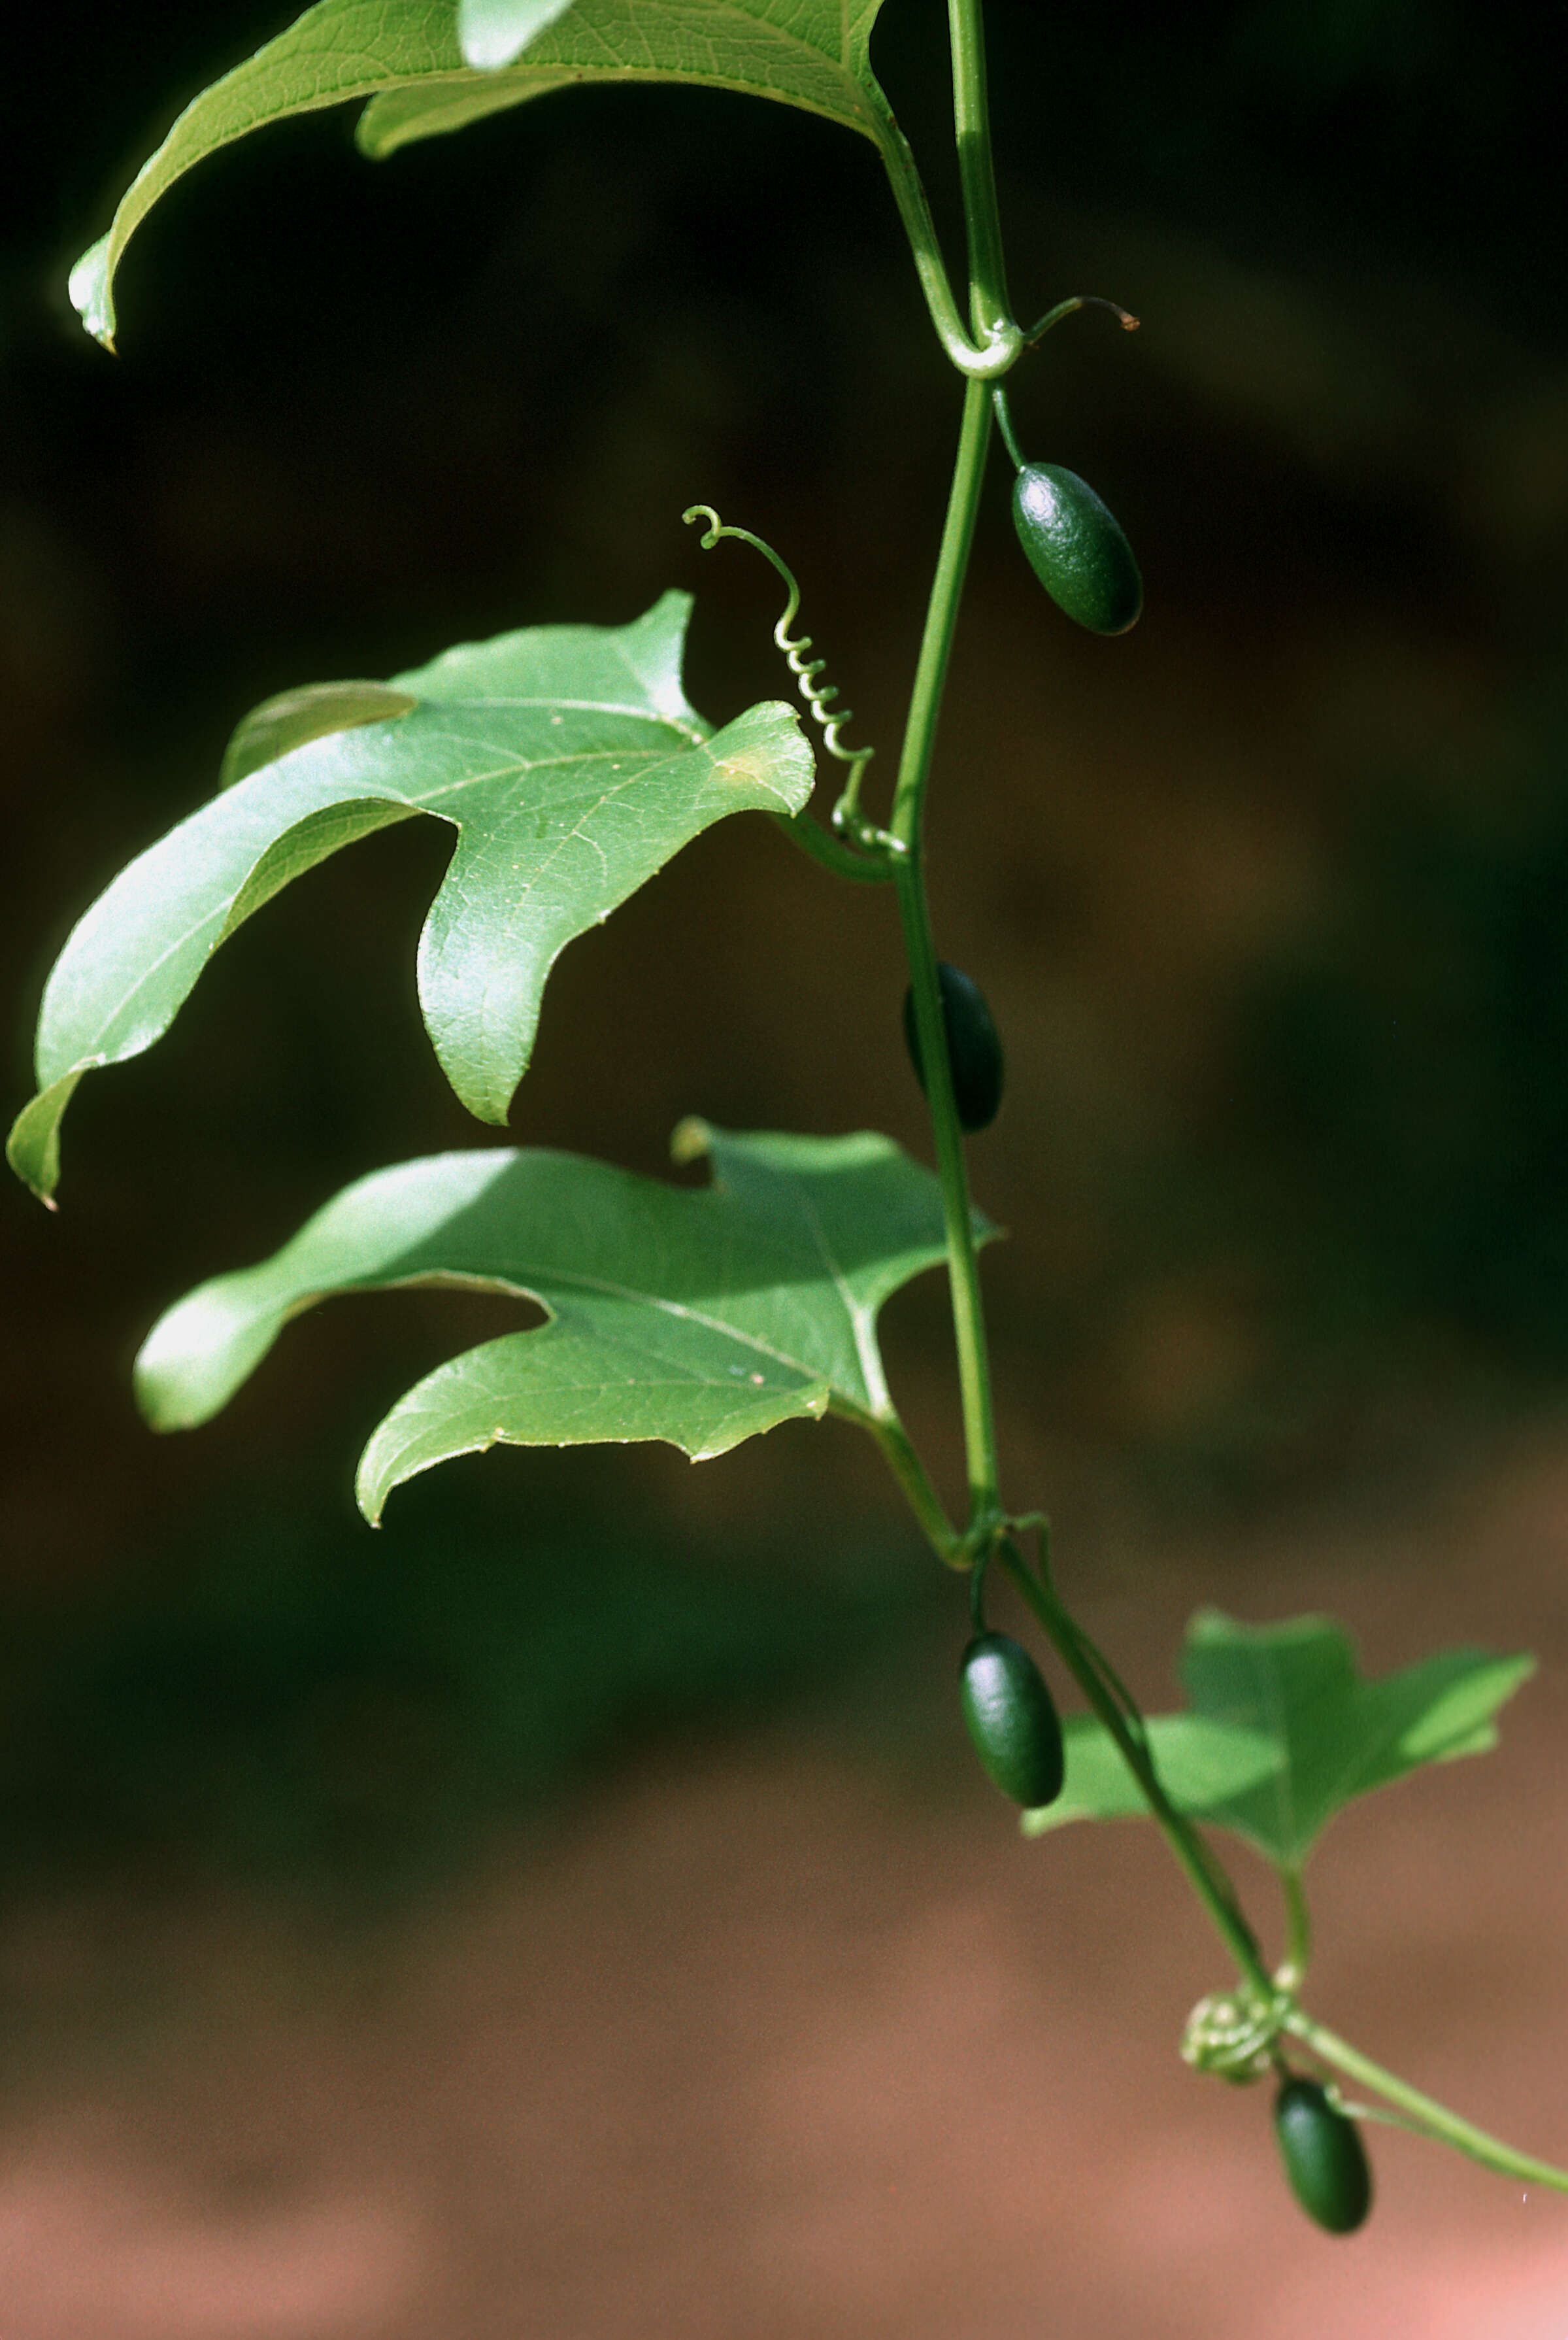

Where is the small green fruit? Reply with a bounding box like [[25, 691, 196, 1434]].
[[1012, 462, 1143, 635], [1273, 2077, 1373, 2235], [903, 962, 1005, 1134], [959, 1631, 1065, 1808]]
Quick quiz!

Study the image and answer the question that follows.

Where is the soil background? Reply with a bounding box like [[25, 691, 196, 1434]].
[[3, 1, 1567, 2331]]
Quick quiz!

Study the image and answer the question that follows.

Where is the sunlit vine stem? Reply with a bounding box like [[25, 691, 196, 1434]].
[[998, 1540, 1275, 1999], [947, 0, 1012, 343], [890, 378, 1002, 1536], [882, 0, 1022, 1538]]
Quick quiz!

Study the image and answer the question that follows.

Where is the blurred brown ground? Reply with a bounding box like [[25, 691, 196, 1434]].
[[2, 1427, 1567, 2338]]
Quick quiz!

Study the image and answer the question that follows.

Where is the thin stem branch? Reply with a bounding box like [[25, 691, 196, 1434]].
[[868, 109, 1019, 377], [990, 384, 1026, 471], [770, 808, 895, 883], [1000, 1543, 1274, 1999], [867, 1416, 964, 1565], [1022, 294, 1139, 347], [1284, 2010, 1568, 2191]]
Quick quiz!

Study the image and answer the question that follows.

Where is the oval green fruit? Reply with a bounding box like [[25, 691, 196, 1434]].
[[1273, 2078, 1373, 2235], [959, 1631, 1065, 1808], [903, 962, 1005, 1134], [1012, 462, 1143, 636]]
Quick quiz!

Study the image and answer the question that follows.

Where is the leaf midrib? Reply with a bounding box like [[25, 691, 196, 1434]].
[[759, 1162, 890, 1414], [369, 1251, 867, 1406]]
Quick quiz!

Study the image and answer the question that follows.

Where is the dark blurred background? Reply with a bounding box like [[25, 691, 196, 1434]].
[[1, 7, 1566, 2327]]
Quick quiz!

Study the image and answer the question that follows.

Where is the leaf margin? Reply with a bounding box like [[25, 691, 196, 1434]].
[[129, 1119, 995, 1521], [69, 0, 897, 347], [7, 592, 812, 1202]]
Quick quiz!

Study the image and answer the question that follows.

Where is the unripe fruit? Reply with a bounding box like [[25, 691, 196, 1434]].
[[903, 962, 1005, 1134], [959, 1631, 1065, 1808], [1273, 2077, 1373, 2235], [1012, 462, 1143, 635]]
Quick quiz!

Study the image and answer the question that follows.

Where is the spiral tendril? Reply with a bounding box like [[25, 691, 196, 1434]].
[[682, 505, 876, 772]]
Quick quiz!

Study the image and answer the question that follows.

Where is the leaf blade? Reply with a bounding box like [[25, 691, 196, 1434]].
[[131, 1125, 992, 1518], [9, 595, 812, 1198], [72, 0, 895, 345], [1021, 1610, 1535, 1869], [70, 1, 469, 347]]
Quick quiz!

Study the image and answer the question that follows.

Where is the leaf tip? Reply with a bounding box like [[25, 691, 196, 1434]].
[[7, 1091, 66, 1207], [67, 232, 118, 350], [355, 1440, 397, 1527]]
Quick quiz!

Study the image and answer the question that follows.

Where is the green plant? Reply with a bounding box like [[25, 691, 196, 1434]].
[[10, 0, 1565, 2241]]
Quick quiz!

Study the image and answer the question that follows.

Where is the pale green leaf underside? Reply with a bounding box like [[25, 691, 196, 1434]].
[[1023, 1608, 1535, 1869], [134, 1121, 990, 1520], [7, 593, 811, 1199], [70, 0, 891, 346]]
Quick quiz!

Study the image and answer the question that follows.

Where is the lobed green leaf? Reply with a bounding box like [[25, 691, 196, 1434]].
[[71, 0, 894, 347], [133, 1121, 993, 1519], [7, 594, 811, 1200], [1022, 1608, 1535, 1869]]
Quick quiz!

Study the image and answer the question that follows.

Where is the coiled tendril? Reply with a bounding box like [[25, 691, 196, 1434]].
[[682, 505, 897, 869]]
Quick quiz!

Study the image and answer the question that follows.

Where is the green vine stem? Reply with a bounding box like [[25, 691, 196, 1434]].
[[771, 806, 896, 883], [888, 372, 1003, 1535], [868, 105, 1019, 377], [1284, 2010, 1568, 2191], [998, 1539, 1275, 1999], [867, 1416, 964, 1566], [947, 0, 1012, 343], [856, 0, 1022, 1530]]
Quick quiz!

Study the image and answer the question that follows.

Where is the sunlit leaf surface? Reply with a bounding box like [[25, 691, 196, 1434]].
[[7, 594, 810, 1200], [134, 1121, 992, 1519], [458, 0, 576, 73]]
